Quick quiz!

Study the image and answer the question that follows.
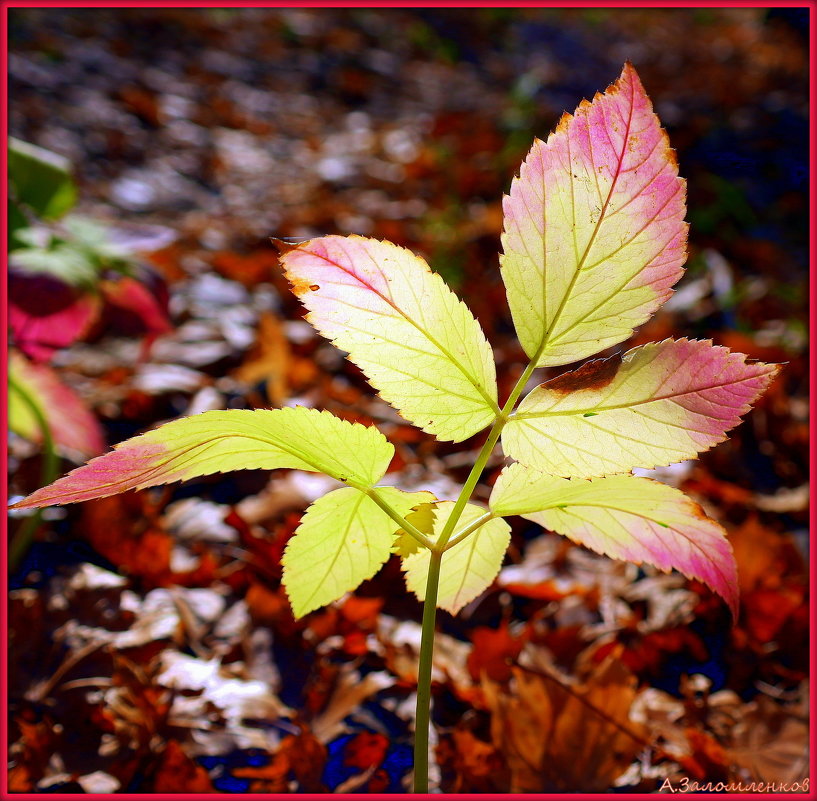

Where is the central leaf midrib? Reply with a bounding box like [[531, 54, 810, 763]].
[[511, 373, 762, 420], [533, 80, 636, 363], [300, 491, 366, 613], [140, 429, 371, 489]]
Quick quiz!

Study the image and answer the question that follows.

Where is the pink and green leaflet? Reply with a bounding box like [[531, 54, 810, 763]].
[[501, 62, 687, 368], [489, 464, 738, 617], [502, 338, 779, 478], [283, 487, 435, 618], [280, 235, 499, 443], [10, 407, 394, 509]]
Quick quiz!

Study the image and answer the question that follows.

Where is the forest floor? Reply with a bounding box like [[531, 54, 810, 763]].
[[8, 8, 809, 793]]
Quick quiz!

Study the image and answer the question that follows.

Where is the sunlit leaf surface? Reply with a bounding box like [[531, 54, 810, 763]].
[[503, 338, 779, 477], [281, 235, 499, 442], [283, 487, 433, 618], [501, 62, 687, 367], [11, 407, 394, 508], [490, 463, 738, 616]]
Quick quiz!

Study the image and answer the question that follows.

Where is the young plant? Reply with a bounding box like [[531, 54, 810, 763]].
[[11, 64, 778, 792]]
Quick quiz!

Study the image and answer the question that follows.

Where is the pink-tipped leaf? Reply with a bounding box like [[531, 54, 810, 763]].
[[503, 338, 779, 478], [280, 235, 499, 443], [11, 407, 394, 509], [501, 62, 687, 367], [490, 464, 738, 617]]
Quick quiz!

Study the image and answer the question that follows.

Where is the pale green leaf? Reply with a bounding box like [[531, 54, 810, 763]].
[[490, 463, 737, 616], [283, 487, 433, 617], [280, 235, 499, 442], [402, 502, 511, 614], [12, 407, 394, 508]]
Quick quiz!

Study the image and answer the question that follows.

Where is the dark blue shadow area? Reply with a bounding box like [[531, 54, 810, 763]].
[[323, 730, 413, 793], [9, 538, 120, 590]]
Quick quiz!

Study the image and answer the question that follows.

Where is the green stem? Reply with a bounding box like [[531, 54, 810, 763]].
[[411, 356, 541, 790], [360, 486, 435, 551], [435, 358, 539, 551], [413, 547, 442, 793], [444, 510, 496, 552], [503, 357, 540, 413], [8, 375, 59, 572]]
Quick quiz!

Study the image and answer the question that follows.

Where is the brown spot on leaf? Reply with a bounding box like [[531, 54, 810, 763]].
[[287, 275, 317, 297], [543, 353, 622, 395]]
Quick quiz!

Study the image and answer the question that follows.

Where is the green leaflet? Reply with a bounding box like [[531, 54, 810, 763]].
[[9, 137, 78, 221], [402, 502, 511, 614], [12, 407, 394, 509], [283, 487, 434, 618]]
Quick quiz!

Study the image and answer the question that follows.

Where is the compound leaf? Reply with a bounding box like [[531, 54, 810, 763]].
[[489, 463, 738, 616], [501, 62, 687, 367], [283, 487, 433, 618], [280, 235, 499, 442], [402, 502, 511, 614], [503, 338, 779, 478], [11, 407, 393, 508]]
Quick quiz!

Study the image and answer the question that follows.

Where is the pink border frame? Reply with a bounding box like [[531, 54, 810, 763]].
[[2, 1, 814, 798]]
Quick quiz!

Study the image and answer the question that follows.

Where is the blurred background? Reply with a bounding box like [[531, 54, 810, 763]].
[[8, 7, 809, 794]]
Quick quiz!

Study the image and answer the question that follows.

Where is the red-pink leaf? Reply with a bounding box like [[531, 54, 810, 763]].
[[9, 272, 100, 362], [100, 274, 172, 337]]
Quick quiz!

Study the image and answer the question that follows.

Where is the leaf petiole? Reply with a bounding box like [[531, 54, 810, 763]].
[[443, 509, 496, 552], [359, 485, 436, 551]]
